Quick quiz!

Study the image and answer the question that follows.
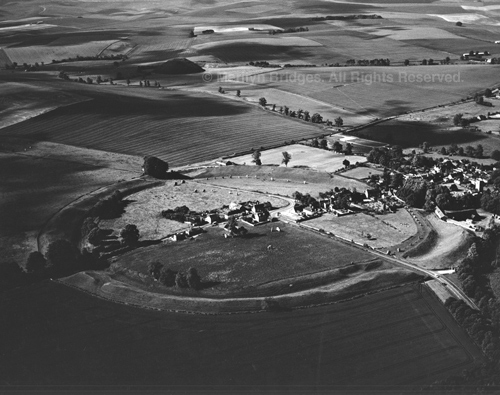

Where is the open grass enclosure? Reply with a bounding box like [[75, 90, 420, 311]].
[[0, 281, 483, 387], [0, 89, 326, 167], [110, 222, 383, 297]]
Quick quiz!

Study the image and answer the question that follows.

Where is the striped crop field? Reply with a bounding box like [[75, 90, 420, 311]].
[[0, 89, 326, 167]]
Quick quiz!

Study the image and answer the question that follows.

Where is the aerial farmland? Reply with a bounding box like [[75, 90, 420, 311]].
[[1, 0, 500, 393]]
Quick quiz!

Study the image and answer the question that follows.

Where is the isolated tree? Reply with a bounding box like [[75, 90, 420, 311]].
[[475, 144, 484, 158], [458, 147, 465, 156], [303, 111, 310, 122], [282, 151, 291, 167], [404, 59, 410, 66], [465, 145, 475, 157], [120, 224, 140, 246], [333, 141, 343, 153], [440, 147, 447, 155], [311, 113, 323, 123], [491, 150, 500, 161], [320, 139, 328, 150], [335, 116, 344, 127], [96, 75, 102, 84], [26, 251, 47, 275], [311, 138, 319, 148], [421, 59, 427, 65], [259, 97, 267, 107], [456, 21, 462, 26], [343, 159, 350, 168], [345, 143, 353, 155], [142, 155, 169, 178], [175, 271, 188, 288], [236, 89, 241, 97], [252, 149, 262, 165], [453, 113, 463, 126], [283, 106, 289, 115], [159, 267, 176, 286], [485, 88, 493, 98], [186, 267, 201, 290], [148, 261, 163, 280], [46, 239, 80, 273], [421, 141, 429, 153], [390, 173, 404, 189]]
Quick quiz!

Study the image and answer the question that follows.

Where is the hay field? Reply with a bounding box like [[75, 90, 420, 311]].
[[100, 181, 289, 241], [190, 165, 367, 198], [230, 144, 367, 172], [0, 282, 483, 387], [307, 210, 418, 249], [0, 89, 327, 167]]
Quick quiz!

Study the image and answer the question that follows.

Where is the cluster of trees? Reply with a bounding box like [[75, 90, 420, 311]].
[[366, 146, 404, 169], [293, 191, 320, 209], [24, 238, 105, 279], [91, 190, 125, 219], [368, 168, 404, 190], [419, 58, 450, 65], [148, 262, 202, 290], [51, 54, 126, 64], [312, 14, 382, 21], [143, 155, 169, 178], [268, 27, 309, 34], [248, 61, 281, 68], [447, 232, 500, 357], [310, 138, 351, 153], [161, 206, 190, 222], [481, 190, 500, 215], [139, 80, 161, 88], [259, 99, 341, 126], [442, 139, 486, 159], [345, 58, 390, 66], [397, 178, 478, 210], [5, 61, 43, 71]]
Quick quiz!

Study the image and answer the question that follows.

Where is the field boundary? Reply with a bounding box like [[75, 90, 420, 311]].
[[56, 269, 422, 314], [37, 177, 162, 254]]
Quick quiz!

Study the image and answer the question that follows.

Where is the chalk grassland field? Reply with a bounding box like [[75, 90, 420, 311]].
[[239, 65, 500, 118], [0, 88, 327, 167], [0, 139, 141, 265], [230, 144, 367, 172], [306, 210, 418, 249], [188, 166, 368, 197], [100, 181, 289, 241], [0, 281, 484, 387], [110, 222, 400, 297]]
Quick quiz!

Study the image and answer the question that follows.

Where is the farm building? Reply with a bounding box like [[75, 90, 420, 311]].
[[205, 213, 220, 224]]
